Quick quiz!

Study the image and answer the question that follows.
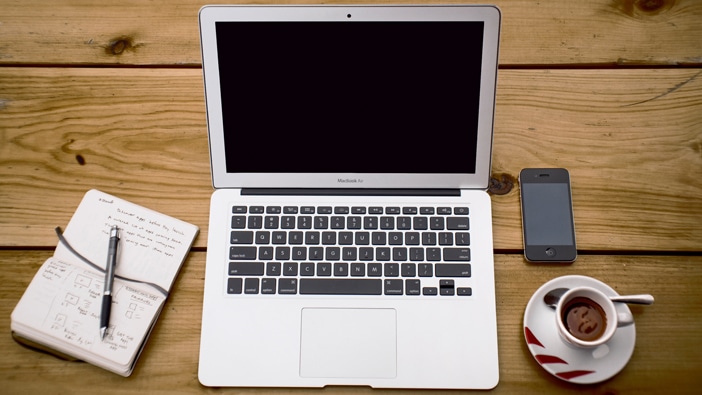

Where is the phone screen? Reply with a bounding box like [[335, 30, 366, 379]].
[[520, 169, 577, 262]]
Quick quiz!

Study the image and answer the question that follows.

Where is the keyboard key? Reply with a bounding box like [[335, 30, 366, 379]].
[[423, 287, 438, 295], [265, 216, 279, 229], [439, 232, 453, 245], [430, 217, 445, 230], [266, 262, 281, 276], [266, 206, 281, 214], [317, 262, 331, 276], [413, 217, 428, 230], [300, 263, 315, 276], [261, 278, 276, 294], [418, 263, 433, 277], [227, 278, 243, 294], [384, 263, 399, 277], [278, 279, 297, 294], [230, 246, 256, 260], [397, 217, 411, 230], [384, 279, 403, 295], [291, 247, 306, 260], [392, 247, 407, 261], [314, 216, 328, 229], [258, 246, 273, 260], [232, 206, 247, 214], [401, 263, 416, 277], [440, 279, 455, 296], [457, 287, 473, 296], [350, 263, 365, 276], [359, 247, 374, 260], [426, 248, 441, 261], [228, 262, 264, 276], [368, 263, 383, 277], [250, 206, 265, 214], [284, 262, 299, 275], [443, 248, 471, 261], [376, 247, 391, 261], [298, 216, 312, 229], [454, 207, 470, 215], [447, 217, 470, 230], [231, 231, 253, 244], [380, 217, 394, 229], [334, 262, 349, 276], [410, 247, 424, 261], [335, 206, 350, 214], [248, 216, 263, 229], [231, 216, 246, 229], [244, 278, 259, 294], [435, 263, 471, 277], [300, 279, 382, 295], [406, 279, 421, 295], [271, 231, 286, 244], [325, 246, 340, 260], [347, 216, 362, 229], [318, 206, 333, 214], [255, 231, 270, 244], [456, 232, 470, 246]]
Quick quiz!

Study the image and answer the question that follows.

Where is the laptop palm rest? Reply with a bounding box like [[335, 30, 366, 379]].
[[299, 308, 397, 379]]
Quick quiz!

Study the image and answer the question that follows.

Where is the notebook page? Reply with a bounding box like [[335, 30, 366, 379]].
[[11, 257, 165, 368], [54, 189, 199, 292]]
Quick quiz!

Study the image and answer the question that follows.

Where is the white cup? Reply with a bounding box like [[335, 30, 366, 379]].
[[555, 287, 634, 348]]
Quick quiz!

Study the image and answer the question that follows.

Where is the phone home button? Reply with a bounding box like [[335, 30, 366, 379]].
[[545, 248, 556, 257]]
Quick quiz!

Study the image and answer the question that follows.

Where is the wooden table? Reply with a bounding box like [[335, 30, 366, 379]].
[[1, 1, 701, 393]]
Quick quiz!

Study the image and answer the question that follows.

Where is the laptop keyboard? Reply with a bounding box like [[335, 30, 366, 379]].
[[227, 205, 472, 296]]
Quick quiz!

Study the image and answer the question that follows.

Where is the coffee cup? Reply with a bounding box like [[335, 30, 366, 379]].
[[555, 287, 634, 348]]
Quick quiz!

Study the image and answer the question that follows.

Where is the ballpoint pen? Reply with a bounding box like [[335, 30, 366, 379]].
[[100, 225, 120, 340]]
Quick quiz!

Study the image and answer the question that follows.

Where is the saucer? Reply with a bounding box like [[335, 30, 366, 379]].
[[523, 275, 636, 384]]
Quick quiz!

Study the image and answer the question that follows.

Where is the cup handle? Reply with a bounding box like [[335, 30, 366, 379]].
[[617, 311, 634, 327]]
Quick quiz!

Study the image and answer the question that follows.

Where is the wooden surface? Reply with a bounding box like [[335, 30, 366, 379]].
[[1, 0, 701, 394]]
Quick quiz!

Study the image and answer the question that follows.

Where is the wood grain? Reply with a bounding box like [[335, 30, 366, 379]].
[[2, 67, 700, 251], [2, 251, 700, 393], [0, 0, 700, 67]]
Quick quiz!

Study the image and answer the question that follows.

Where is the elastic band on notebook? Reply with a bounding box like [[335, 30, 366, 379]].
[[55, 227, 169, 297]]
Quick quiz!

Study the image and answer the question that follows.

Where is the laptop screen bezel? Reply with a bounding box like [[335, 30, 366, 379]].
[[199, 5, 501, 190]]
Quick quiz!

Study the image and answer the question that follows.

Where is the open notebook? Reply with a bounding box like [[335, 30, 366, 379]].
[[11, 189, 198, 376]]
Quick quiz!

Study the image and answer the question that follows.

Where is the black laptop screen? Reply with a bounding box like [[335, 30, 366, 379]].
[[215, 21, 484, 174]]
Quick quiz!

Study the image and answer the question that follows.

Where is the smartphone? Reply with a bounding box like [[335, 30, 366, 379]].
[[519, 168, 577, 262]]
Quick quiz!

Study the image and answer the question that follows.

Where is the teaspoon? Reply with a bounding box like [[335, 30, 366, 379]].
[[543, 287, 654, 310]]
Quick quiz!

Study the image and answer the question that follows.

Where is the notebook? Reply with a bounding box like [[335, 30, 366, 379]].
[[198, 5, 501, 389], [11, 189, 199, 376]]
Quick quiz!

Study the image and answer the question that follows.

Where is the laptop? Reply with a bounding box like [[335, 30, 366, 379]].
[[198, 5, 501, 389]]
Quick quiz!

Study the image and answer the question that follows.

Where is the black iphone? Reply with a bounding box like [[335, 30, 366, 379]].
[[519, 168, 577, 262]]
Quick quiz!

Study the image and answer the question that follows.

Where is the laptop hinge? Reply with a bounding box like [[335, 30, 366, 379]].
[[241, 188, 461, 197]]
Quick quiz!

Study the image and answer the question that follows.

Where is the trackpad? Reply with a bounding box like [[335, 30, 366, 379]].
[[300, 308, 397, 379]]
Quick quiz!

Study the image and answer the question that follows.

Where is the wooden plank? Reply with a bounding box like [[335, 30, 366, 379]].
[[0, 0, 700, 67], [1, 67, 701, 251], [1, 251, 700, 393]]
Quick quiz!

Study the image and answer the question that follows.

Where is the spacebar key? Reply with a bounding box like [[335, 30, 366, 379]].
[[300, 279, 382, 295]]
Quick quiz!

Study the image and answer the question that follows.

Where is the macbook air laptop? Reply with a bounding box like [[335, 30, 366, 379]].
[[198, 5, 501, 389]]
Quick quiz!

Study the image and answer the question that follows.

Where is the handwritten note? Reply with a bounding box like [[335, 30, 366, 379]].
[[54, 190, 198, 291], [18, 258, 163, 365], [11, 189, 198, 376]]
